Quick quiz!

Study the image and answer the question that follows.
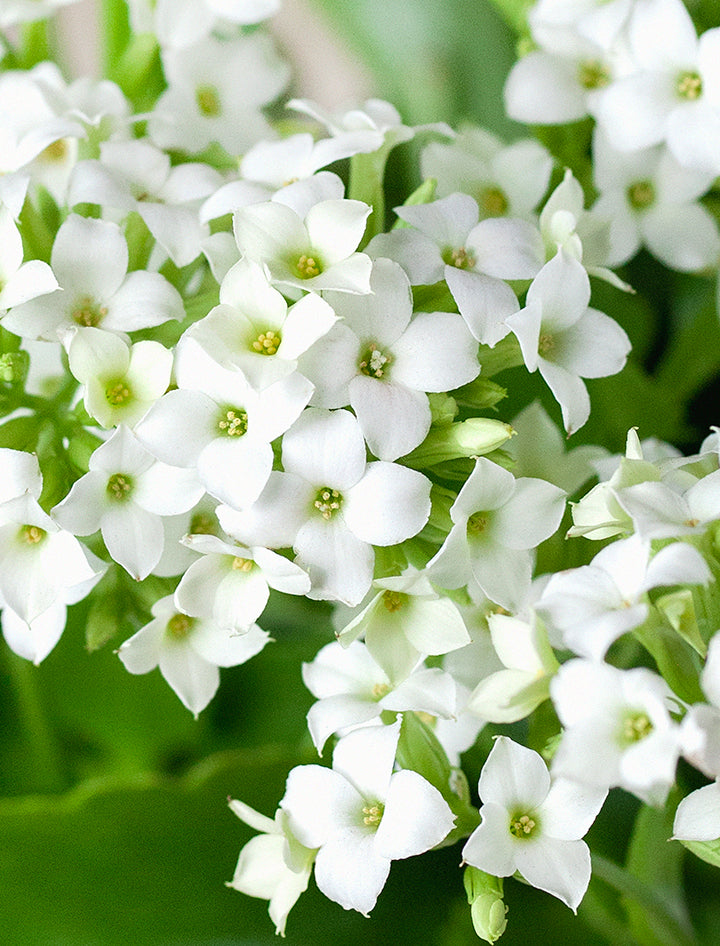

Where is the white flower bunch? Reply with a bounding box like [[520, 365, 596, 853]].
[[2, 0, 720, 943]]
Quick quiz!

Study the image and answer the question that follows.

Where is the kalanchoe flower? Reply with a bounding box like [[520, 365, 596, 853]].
[[427, 456, 566, 611], [300, 257, 481, 460], [233, 193, 373, 295], [550, 659, 684, 805], [226, 798, 315, 937], [52, 425, 204, 580], [118, 594, 270, 716], [537, 533, 712, 660], [462, 736, 607, 912], [336, 566, 471, 684], [67, 327, 173, 429], [174, 533, 311, 633], [302, 639, 458, 754], [217, 408, 432, 606], [135, 338, 312, 509], [280, 721, 455, 915], [506, 250, 631, 434], [3, 214, 184, 341], [0, 206, 58, 313]]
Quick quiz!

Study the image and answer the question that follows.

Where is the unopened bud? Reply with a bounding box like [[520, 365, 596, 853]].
[[464, 867, 507, 943]]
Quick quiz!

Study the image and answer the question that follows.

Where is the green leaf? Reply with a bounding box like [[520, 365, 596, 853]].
[[633, 610, 703, 704], [680, 837, 720, 870], [624, 799, 696, 946]]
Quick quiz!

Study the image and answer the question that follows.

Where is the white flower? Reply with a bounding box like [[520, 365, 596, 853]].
[[181, 258, 337, 390], [302, 639, 458, 754], [281, 721, 455, 915], [550, 659, 683, 805], [233, 194, 372, 295], [462, 736, 606, 912], [148, 34, 289, 155], [591, 132, 720, 270], [174, 533, 310, 632], [2, 214, 184, 341], [420, 126, 553, 220], [227, 798, 314, 937], [52, 425, 204, 580], [427, 457, 566, 611], [118, 594, 270, 716], [506, 250, 631, 434], [336, 567, 471, 684], [135, 338, 312, 509], [67, 327, 173, 429], [218, 408, 432, 606], [0, 206, 58, 313], [537, 534, 712, 660], [616, 468, 720, 541], [300, 257, 480, 460]]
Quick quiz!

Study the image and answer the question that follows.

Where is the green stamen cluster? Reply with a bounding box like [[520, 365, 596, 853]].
[[509, 812, 538, 839], [252, 330, 281, 355], [359, 343, 390, 379], [107, 473, 134, 502], [578, 59, 611, 90], [627, 180, 656, 210], [196, 84, 222, 117], [166, 613, 195, 640], [294, 253, 322, 279], [677, 71, 702, 100], [314, 487, 342, 519], [72, 296, 107, 327], [19, 524, 46, 545], [479, 186, 508, 217], [218, 408, 249, 437]]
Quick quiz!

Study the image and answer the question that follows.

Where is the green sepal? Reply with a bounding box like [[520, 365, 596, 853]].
[[392, 178, 437, 227], [396, 712, 480, 843], [427, 392, 458, 426], [402, 417, 513, 469], [464, 867, 508, 944], [65, 429, 105, 475], [477, 336, 524, 378], [412, 281, 457, 313], [633, 608, 703, 704], [454, 377, 507, 411], [654, 588, 707, 658], [0, 415, 42, 451]]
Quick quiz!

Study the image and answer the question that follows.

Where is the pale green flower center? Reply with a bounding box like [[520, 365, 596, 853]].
[[189, 512, 217, 535], [19, 524, 46, 545], [538, 332, 555, 356], [166, 612, 196, 640], [620, 710, 653, 745], [372, 682, 391, 700], [443, 246, 476, 270], [509, 812, 538, 839], [106, 379, 132, 406], [218, 407, 248, 437], [359, 343, 391, 379], [362, 802, 384, 828], [231, 556, 255, 572], [313, 486, 342, 519], [467, 511, 490, 537], [107, 473, 134, 502], [382, 590, 407, 612], [479, 186, 508, 217], [677, 71, 702, 100], [251, 329, 281, 355], [72, 295, 108, 328], [196, 84, 222, 117], [294, 253, 322, 279], [578, 59, 611, 90], [627, 180, 655, 210]]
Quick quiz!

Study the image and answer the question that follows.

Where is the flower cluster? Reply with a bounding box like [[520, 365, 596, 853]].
[[2, 0, 720, 943]]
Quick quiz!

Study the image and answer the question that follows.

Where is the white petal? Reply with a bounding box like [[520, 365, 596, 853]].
[[376, 769, 455, 859], [343, 462, 431, 545]]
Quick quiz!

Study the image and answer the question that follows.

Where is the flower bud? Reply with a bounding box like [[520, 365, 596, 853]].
[[464, 867, 508, 944], [404, 418, 512, 469]]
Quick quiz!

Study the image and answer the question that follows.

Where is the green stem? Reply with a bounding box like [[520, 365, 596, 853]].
[[591, 854, 698, 946], [6, 651, 66, 794], [19, 19, 51, 69]]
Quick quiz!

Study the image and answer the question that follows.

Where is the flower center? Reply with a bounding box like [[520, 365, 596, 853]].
[[313, 486, 342, 520], [479, 186, 508, 217], [294, 253, 322, 280], [361, 802, 384, 828], [467, 511, 490, 537], [620, 710, 653, 745], [217, 407, 248, 437], [72, 296, 108, 327], [105, 379, 132, 405], [382, 590, 407, 612], [578, 59, 611, 90], [196, 84, 222, 117], [231, 556, 254, 572], [677, 71, 702, 100], [627, 179, 655, 210], [251, 329, 281, 355], [106, 473, 134, 502], [538, 332, 555, 356], [41, 139, 69, 162], [166, 612, 196, 640], [372, 682, 390, 700], [359, 343, 391, 379], [509, 812, 538, 839], [189, 512, 217, 535], [443, 246, 477, 270], [19, 524, 46, 545]]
